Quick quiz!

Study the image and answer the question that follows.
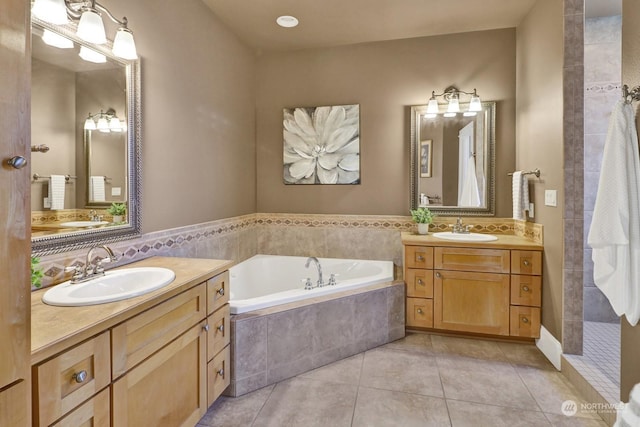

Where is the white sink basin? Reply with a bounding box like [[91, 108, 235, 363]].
[[432, 232, 498, 242], [42, 267, 176, 307], [60, 221, 109, 228]]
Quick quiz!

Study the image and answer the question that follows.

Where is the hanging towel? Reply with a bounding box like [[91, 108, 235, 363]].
[[90, 176, 106, 202], [458, 159, 481, 207], [512, 172, 530, 220], [588, 100, 640, 326], [48, 175, 65, 210]]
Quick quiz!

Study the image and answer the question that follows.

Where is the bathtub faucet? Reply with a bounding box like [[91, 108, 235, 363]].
[[305, 257, 324, 287]]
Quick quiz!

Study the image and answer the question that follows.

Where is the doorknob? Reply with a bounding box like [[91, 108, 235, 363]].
[[6, 156, 27, 169]]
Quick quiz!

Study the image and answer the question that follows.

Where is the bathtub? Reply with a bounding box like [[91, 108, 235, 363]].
[[229, 254, 395, 314]]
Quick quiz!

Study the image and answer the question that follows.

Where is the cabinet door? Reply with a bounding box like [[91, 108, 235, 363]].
[[0, 381, 29, 427], [51, 388, 110, 427], [434, 270, 510, 336], [112, 321, 207, 427], [207, 272, 230, 315], [404, 246, 433, 269], [207, 345, 231, 407], [207, 305, 230, 361], [405, 269, 433, 298], [406, 298, 434, 328]]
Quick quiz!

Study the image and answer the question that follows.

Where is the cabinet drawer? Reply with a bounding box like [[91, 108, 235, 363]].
[[405, 269, 433, 298], [207, 345, 231, 407], [434, 247, 510, 273], [51, 387, 110, 427], [405, 246, 433, 269], [406, 298, 433, 328], [510, 275, 542, 307], [510, 306, 541, 338], [207, 271, 230, 315], [112, 283, 207, 378], [511, 251, 542, 276], [34, 331, 111, 427], [207, 305, 231, 361]]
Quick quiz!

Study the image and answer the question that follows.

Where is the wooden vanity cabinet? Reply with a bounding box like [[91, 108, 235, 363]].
[[205, 272, 231, 406]]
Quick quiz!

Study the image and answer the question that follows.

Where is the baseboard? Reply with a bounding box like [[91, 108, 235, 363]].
[[536, 325, 563, 370]]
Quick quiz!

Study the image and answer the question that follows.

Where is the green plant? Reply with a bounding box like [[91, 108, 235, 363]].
[[410, 207, 434, 224], [107, 202, 126, 216], [31, 256, 44, 288]]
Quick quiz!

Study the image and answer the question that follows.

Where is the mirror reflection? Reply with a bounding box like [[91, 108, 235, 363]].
[[410, 102, 495, 216], [31, 19, 141, 255]]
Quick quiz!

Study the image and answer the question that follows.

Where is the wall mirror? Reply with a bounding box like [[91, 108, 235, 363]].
[[31, 17, 141, 256], [410, 102, 496, 216]]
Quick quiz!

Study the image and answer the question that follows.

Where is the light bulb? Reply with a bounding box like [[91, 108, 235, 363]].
[[109, 117, 122, 131], [447, 97, 460, 113], [469, 94, 482, 112], [77, 8, 107, 44], [79, 46, 106, 63], [32, 0, 68, 25], [113, 27, 138, 60], [426, 98, 439, 115], [42, 29, 73, 49], [84, 117, 96, 130], [97, 116, 110, 132]]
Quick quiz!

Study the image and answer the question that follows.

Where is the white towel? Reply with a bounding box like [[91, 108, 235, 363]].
[[48, 175, 65, 210], [90, 176, 106, 202], [512, 172, 530, 220], [588, 100, 640, 326], [459, 159, 481, 207]]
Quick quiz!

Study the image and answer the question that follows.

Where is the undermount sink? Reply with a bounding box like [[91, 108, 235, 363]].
[[432, 231, 498, 242], [42, 267, 176, 307], [60, 221, 109, 228]]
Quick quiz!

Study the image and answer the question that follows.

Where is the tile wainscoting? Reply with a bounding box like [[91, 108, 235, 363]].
[[34, 213, 542, 290]]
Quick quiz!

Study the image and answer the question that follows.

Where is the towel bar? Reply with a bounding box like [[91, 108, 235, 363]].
[[507, 169, 540, 178], [32, 173, 77, 182]]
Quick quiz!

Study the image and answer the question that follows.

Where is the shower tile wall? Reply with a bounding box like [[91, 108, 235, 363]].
[[583, 15, 622, 323]]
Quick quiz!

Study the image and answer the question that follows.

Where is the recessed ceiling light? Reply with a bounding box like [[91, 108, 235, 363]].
[[276, 15, 299, 28]]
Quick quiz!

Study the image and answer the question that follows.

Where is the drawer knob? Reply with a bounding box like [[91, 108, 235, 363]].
[[435, 272, 442, 278], [217, 368, 225, 377], [521, 317, 529, 324], [217, 323, 224, 332], [417, 308, 423, 314], [417, 279, 423, 285], [416, 255, 424, 261], [523, 260, 530, 266], [72, 370, 88, 384], [522, 286, 530, 292], [203, 324, 210, 332], [217, 287, 225, 296]]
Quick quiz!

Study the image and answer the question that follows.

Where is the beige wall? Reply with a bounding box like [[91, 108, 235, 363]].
[[621, 0, 640, 400], [106, 0, 257, 233], [516, 0, 564, 340], [256, 29, 516, 216]]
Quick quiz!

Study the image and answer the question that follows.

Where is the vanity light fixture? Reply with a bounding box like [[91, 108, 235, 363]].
[[42, 29, 74, 48], [84, 108, 125, 132], [425, 86, 483, 118], [276, 15, 299, 28], [31, 0, 138, 60], [79, 45, 106, 63]]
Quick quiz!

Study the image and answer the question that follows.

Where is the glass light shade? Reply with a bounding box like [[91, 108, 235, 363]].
[[463, 112, 477, 117], [469, 95, 482, 112], [447, 97, 460, 113], [113, 28, 138, 60], [32, 0, 68, 25], [109, 117, 122, 131], [77, 9, 107, 44], [426, 98, 439, 114], [443, 112, 456, 118], [79, 46, 106, 63], [424, 113, 437, 119], [42, 29, 73, 49], [84, 117, 96, 130], [97, 116, 110, 132]]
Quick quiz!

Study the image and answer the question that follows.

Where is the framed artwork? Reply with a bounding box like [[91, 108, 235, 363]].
[[420, 139, 432, 178], [283, 104, 360, 184]]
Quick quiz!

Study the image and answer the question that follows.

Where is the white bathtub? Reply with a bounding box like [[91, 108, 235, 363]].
[[229, 254, 395, 314]]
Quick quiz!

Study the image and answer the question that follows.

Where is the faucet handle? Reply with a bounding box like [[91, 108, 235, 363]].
[[303, 277, 313, 290], [328, 274, 337, 286], [65, 265, 84, 281]]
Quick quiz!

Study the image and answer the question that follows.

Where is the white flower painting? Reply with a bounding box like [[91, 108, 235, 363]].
[[283, 104, 360, 184]]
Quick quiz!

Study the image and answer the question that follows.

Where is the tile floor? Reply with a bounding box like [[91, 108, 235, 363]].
[[197, 332, 608, 427]]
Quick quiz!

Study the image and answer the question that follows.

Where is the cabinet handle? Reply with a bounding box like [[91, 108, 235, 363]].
[[521, 317, 529, 324], [417, 308, 423, 314], [522, 286, 530, 292], [72, 370, 88, 384], [217, 323, 224, 333], [417, 279, 423, 285], [203, 324, 210, 332], [523, 260, 530, 266], [416, 255, 424, 261], [217, 287, 225, 296], [435, 272, 442, 278], [217, 368, 225, 377]]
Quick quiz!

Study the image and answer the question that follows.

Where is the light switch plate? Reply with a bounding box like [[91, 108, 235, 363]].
[[545, 190, 557, 207], [528, 202, 535, 218], [111, 187, 121, 196], [43, 197, 50, 209]]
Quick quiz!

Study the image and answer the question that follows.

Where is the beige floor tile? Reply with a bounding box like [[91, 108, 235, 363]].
[[447, 399, 551, 427], [352, 387, 451, 427], [381, 331, 436, 355], [252, 377, 357, 427], [360, 347, 444, 397], [298, 353, 363, 385], [436, 353, 516, 376], [198, 385, 275, 427], [544, 413, 608, 426], [431, 334, 509, 361], [497, 341, 557, 370]]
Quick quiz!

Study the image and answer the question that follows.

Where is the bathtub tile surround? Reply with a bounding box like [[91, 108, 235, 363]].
[[227, 281, 404, 397], [198, 332, 607, 427]]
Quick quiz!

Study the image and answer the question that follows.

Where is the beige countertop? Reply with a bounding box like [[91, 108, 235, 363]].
[[31, 256, 233, 365], [401, 231, 543, 251]]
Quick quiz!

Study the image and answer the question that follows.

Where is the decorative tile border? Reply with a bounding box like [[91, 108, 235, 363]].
[[585, 82, 622, 96], [32, 208, 116, 225]]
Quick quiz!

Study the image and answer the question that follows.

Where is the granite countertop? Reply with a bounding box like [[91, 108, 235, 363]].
[[401, 231, 544, 251], [31, 256, 233, 365]]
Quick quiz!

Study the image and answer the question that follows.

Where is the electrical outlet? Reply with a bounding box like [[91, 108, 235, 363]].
[[528, 202, 535, 218], [545, 190, 557, 207]]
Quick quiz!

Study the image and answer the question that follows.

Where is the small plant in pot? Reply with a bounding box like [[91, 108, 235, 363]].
[[107, 202, 126, 223], [410, 207, 434, 235]]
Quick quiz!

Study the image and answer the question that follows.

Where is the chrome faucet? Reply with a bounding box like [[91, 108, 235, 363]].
[[305, 256, 324, 288], [452, 217, 472, 234], [89, 209, 102, 222], [66, 245, 118, 283]]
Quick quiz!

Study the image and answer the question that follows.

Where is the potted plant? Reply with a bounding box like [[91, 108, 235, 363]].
[[31, 256, 43, 288], [107, 202, 127, 223], [410, 207, 434, 235]]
